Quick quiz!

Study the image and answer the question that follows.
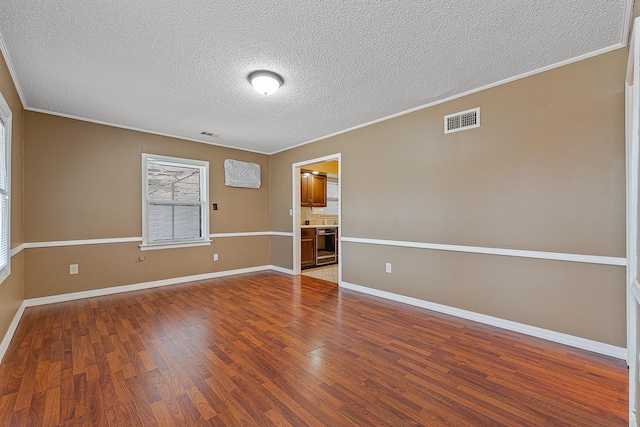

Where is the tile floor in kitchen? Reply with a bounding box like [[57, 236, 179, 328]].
[[301, 264, 338, 283]]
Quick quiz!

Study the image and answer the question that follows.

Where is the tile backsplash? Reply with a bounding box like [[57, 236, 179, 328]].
[[301, 207, 338, 225]]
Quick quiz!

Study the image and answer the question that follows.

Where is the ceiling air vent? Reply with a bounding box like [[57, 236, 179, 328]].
[[444, 107, 480, 134], [200, 131, 220, 138]]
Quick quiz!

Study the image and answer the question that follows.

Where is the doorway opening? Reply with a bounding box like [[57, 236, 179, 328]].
[[292, 154, 341, 283]]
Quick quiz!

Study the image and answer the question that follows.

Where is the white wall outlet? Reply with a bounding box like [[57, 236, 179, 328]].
[[385, 263, 392, 273], [289, 209, 293, 216], [70, 264, 79, 275], [213, 253, 219, 261]]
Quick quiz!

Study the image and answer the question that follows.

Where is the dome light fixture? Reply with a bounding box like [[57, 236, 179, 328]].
[[248, 70, 283, 95]]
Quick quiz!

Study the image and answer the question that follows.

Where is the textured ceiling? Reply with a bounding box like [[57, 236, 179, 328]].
[[0, 1, 632, 154]]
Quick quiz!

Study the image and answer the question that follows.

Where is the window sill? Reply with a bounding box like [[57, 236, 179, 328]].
[[139, 240, 212, 251]]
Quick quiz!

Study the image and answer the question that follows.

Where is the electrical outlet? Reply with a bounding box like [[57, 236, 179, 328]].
[[289, 209, 293, 216], [385, 263, 392, 273], [70, 264, 78, 275], [213, 253, 219, 261]]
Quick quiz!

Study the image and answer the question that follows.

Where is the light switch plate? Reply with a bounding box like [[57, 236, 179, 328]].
[[70, 264, 78, 275]]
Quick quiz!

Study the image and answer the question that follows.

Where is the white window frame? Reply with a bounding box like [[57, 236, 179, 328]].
[[0, 92, 11, 285], [141, 154, 210, 250]]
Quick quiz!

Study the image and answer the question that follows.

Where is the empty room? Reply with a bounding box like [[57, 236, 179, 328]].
[[0, 1, 638, 425]]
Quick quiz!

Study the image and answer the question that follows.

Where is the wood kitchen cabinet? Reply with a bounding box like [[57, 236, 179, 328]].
[[301, 228, 316, 268], [300, 171, 326, 207]]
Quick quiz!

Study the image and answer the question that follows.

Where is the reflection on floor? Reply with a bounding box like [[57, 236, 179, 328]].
[[301, 264, 338, 283]]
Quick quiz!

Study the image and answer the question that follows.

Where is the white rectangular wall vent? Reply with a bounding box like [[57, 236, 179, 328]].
[[444, 107, 480, 134], [224, 159, 261, 189], [200, 131, 220, 138]]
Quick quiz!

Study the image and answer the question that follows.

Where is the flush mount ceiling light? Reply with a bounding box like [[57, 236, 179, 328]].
[[248, 70, 283, 95]]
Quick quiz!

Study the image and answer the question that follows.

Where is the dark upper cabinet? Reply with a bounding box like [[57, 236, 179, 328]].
[[301, 171, 327, 207], [301, 173, 310, 206]]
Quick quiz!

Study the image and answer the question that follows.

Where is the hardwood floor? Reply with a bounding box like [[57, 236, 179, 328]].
[[0, 271, 628, 426]]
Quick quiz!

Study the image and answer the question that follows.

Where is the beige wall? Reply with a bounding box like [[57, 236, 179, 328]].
[[0, 48, 25, 350], [270, 48, 627, 346], [24, 237, 270, 299], [342, 242, 625, 345], [270, 235, 293, 270], [0, 27, 630, 350], [24, 112, 271, 298]]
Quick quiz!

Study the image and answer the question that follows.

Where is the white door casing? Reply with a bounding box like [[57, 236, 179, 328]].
[[626, 16, 640, 425]]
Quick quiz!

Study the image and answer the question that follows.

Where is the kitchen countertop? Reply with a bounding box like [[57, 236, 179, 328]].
[[301, 224, 338, 228]]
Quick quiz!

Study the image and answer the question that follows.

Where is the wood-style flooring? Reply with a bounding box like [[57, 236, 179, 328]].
[[0, 271, 629, 426]]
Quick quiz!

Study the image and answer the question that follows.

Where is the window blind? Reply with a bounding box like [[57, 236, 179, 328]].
[[0, 118, 8, 270], [143, 156, 208, 245]]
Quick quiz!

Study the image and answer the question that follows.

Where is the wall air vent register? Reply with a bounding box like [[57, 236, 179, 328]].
[[200, 131, 220, 137], [444, 107, 480, 134]]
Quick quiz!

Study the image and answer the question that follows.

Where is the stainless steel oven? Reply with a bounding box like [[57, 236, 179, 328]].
[[316, 227, 337, 265]]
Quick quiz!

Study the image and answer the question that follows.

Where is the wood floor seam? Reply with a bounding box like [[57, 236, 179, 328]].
[[0, 271, 628, 426]]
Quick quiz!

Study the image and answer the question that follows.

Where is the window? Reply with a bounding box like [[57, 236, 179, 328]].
[[141, 154, 210, 250], [323, 179, 339, 215], [0, 92, 11, 284]]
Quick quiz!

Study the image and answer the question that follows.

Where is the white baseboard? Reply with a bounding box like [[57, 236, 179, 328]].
[[0, 301, 26, 363], [24, 265, 294, 308], [25, 265, 273, 307], [269, 265, 295, 275], [1, 265, 295, 362], [340, 281, 627, 360], [4, 270, 625, 365]]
